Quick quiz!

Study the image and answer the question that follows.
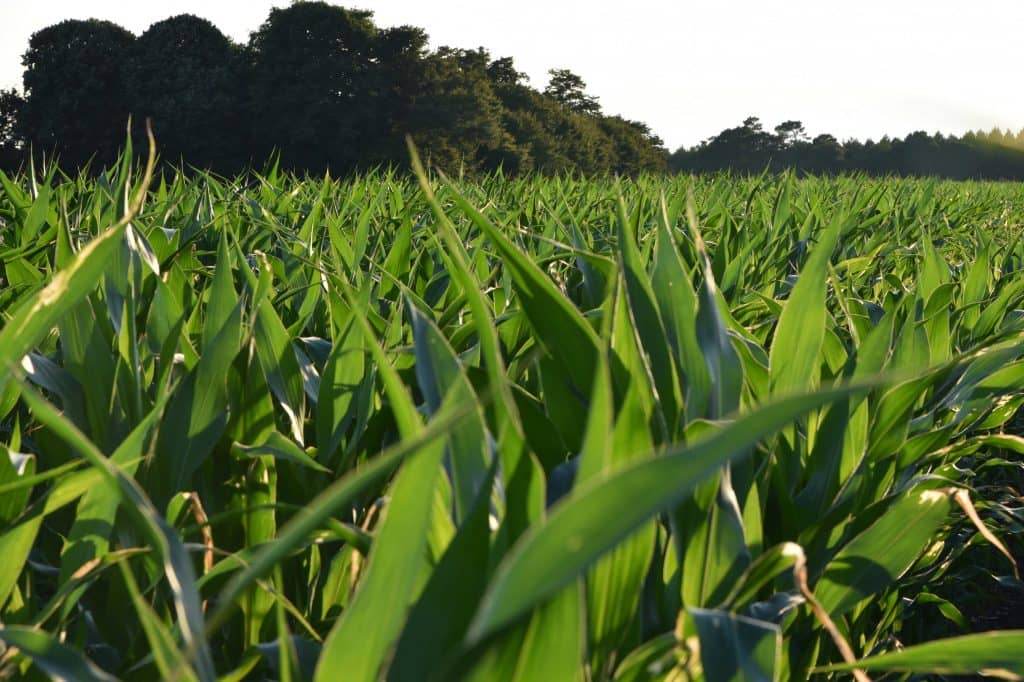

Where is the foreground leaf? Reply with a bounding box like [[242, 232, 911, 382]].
[[467, 383, 871, 643], [819, 630, 1024, 680]]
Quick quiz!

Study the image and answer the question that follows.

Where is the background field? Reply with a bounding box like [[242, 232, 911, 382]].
[[1, 149, 1023, 680]]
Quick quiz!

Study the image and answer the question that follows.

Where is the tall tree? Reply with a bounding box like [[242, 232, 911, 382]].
[[20, 19, 136, 168], [487, 57, 529, 88], [369, 25, 430, 164], [406, 47, 507, 173], [598, 116, 668, 175], [125, 15, 247, 171], [248, 2, 378, 173], [774, 120, 808, 146], [805, 133, 843, 173], [544, 69, 601, 115], [482, 56, 542, 173], [0, 89, 24, 170]]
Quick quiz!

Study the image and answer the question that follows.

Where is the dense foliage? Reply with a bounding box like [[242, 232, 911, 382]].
[[0, 4, 667, 177], [671, 116, 1024, 180], [3, 4, 1024, 181], [0, 139, 1023, 680]]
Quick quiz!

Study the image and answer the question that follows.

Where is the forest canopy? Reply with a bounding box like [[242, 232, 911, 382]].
[[0, 4, 665, 176], [0, 2, 1023, 179], [670, 116, 1024, 180]]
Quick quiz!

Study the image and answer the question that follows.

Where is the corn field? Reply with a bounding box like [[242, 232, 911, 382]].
[[1, 137, 1023, 681]]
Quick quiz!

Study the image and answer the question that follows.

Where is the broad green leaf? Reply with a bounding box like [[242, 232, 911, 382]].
[[19, 181, 51, 246], [720, 542, 804, 610], [652, 195, 710, 423], [254, 297, 307, 443], [440, 174, 600, 396], [820, 630, 1024, 679], [0, 446, 34, 524], [119, 561, 198, 682], [17, 381, 217, 682], [689, 608, 781, 682], [314, 439, 446, 682], [316, 310, 366, 469], [586, 285, 658, 676], [616, 194, 680, 433], [232, 432, 330, 473], [467, 384, 869, 643], [815, 486, 955, 617], [410, 304, 490, 523], [768, 213, 841, 395], [154, 299, 242, 494], [612, 633, 680, 682], [0, 626, 117, 682], [686, 200, 742, 419], [387, 466, 496, 681], [209, 393, 477, 638], [0, 219, 131, 396]]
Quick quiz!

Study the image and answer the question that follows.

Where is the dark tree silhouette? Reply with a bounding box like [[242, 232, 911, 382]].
[[806, 133, 843, 173], [407, 47, 507, 173], [247, 2, 378, 173], [774, 120, 808, 146], [0, 89, 23, 169], [486, 57, 529, 88], [369, 25, 430, 164], [125, 15, 247, 172], [20, 19, 136, 168], [11, 7, 1020, 179], [3, 6, 672, 176], [670, 118, 1024, 179]]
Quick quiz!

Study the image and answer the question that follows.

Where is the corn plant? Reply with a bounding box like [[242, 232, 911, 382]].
[[0, 138, 1023, 681]]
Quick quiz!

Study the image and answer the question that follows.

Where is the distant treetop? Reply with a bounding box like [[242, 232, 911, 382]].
[[670, 116, 1024, 180]]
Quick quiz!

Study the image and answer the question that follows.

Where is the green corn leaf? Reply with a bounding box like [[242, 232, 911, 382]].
[[652, 194, 710, 423], [154, 299, 242, 494], [818, 630, 1024, 679], [119, 561, 198, 682], [814, 485, 956, 618], [768, 213, 841, 395], [612, 633, 680, 682], [467, 383, 869, 643], [387, 466, 496, 681], [689, 608, 781, 682], [209, 393, 477, 640], [254, 297, 307, 444], [439, 173, 600, 397], [615, 194, 680, 433], [0, 626, 117, 682], [16, 380, 217, 681], [313, 432, 446, 682], [410, 303, 491, 524], [232, 432, 330, 473]]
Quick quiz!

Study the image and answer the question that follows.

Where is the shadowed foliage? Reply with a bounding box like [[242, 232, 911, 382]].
[[3, 3, 668, 176], [125, 15, 247, 170], [20, 19, 135, 169]]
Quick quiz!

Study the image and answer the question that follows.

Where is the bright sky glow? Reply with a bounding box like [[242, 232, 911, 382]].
[[1, 0, 1022, 149]]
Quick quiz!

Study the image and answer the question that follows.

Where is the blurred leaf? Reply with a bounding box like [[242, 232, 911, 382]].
[[0, 626, 117, 682], [232, 432, 329, 473], [820, 630, 1024, 679], [689, 608, 781, 682]]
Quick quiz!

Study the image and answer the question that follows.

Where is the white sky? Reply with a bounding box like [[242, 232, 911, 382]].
[[1, 0, 1022, 149]]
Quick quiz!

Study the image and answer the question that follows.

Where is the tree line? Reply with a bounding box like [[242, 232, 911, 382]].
[[670, 117, 1024, 180], [1, 2, 1022, 180], [0, 3, 667, 176]]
